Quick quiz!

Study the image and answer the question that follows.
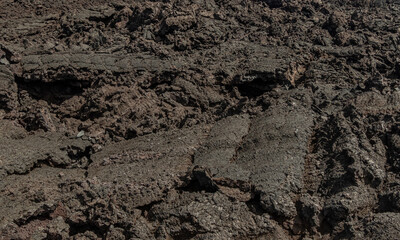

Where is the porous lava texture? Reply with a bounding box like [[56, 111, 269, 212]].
[[1, 0, 400, 239]]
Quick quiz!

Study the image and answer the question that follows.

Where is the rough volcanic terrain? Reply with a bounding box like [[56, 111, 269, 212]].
[[1, 0, 400, 239]]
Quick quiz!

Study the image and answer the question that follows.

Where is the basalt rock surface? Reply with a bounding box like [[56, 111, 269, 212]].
[[1, 0, 400, 239]]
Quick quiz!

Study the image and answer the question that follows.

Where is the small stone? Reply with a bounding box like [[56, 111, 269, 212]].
[[76, 130, 85, 138], [0, 58, 9, 65], [144, 30, 153, 40]]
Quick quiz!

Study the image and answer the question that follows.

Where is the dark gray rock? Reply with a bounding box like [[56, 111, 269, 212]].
[[0, 65, 17, 112], [362, 213, 400, 239], [0, 132, 92, 178]]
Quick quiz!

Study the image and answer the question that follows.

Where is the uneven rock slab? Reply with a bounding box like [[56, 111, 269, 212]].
[[149, 191, 288, 239], [87, 125, 211, 207], [0, 130, 91, 179], [21, 54, 181, 79], [239, 104, 314, 218], [0, 167, 85, 236], [195, 103, 314, 218], [20, 42, 293, 83]]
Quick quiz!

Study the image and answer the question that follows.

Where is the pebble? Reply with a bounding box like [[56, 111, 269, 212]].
[[76, 130, 85, 138], [0, 58, 9, 65]]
